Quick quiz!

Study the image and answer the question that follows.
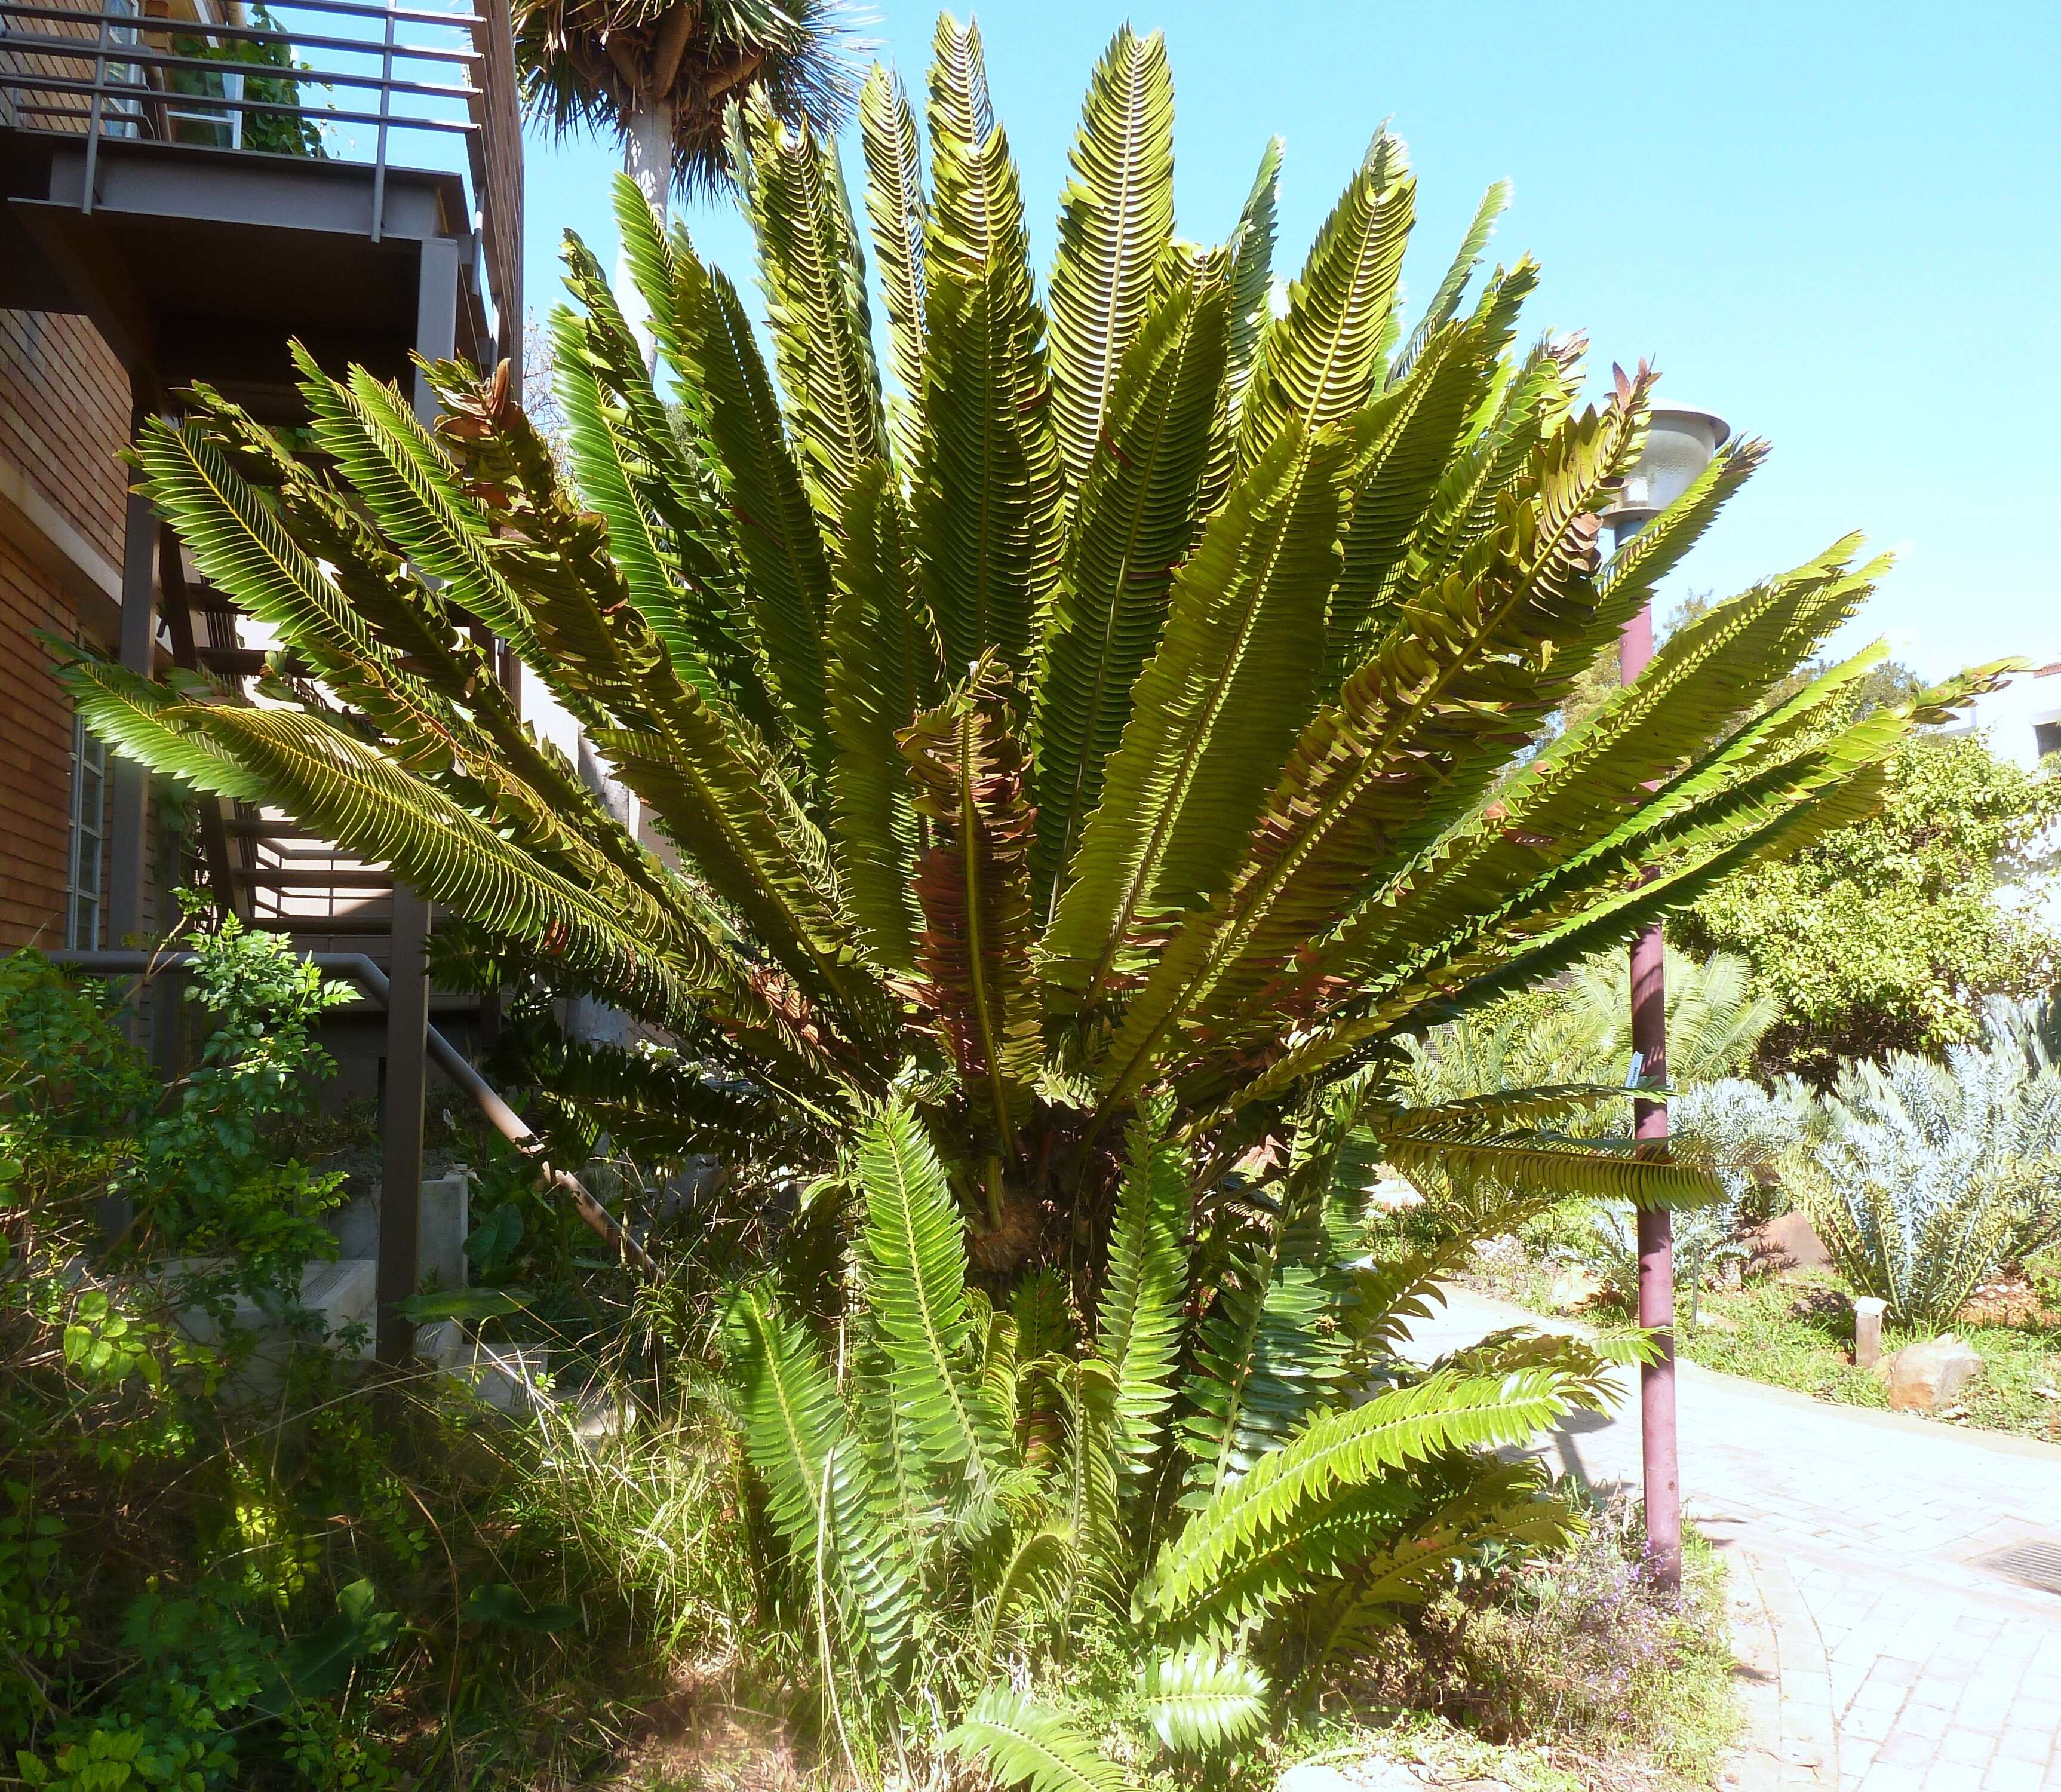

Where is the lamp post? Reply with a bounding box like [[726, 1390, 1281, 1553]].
[[1605, 404, 1729, 1592]]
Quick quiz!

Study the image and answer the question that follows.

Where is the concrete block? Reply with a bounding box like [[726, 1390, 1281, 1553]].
[[418, 1167, 470, 1291], [162, 1257, 377, 1391], [324, 1166, 471, 1292]]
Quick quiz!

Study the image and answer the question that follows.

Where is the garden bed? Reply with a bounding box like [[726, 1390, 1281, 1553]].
[[1464, 1251, 2061, 1444]]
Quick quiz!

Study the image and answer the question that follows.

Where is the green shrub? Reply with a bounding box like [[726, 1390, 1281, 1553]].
[[1790, 1004, 2061, 1330]]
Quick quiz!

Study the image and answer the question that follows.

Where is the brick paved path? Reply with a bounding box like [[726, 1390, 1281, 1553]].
[[1400, 1288, 2061, 1792]]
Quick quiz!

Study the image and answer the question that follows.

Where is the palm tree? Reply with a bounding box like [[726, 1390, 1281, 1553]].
[[514, 0, 859, 331], [68, 17, 2000, 1275]]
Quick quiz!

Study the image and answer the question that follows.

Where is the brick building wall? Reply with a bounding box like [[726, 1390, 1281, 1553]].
[[0, 306, 134, 950], [1, 308, 130, 565]]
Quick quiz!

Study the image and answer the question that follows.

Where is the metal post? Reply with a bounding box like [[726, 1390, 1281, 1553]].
[[378, 887, 431, 1364], [106, 447, 157, 950], [369, 0, 395, 241], [82, 0, 110, 213], [1619, 559, 1681, 1592], [1607, 405, 1727, 1591]]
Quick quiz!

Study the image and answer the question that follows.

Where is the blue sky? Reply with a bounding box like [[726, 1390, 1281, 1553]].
[[517, 0, 2059, 683]]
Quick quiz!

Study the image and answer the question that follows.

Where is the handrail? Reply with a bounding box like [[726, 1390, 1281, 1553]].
[[4, 0, 492, 28], [0, 6, 481, 59], [47, 949, 664, 1283]]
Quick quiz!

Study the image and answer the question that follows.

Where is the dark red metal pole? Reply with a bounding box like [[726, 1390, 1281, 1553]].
[[1619, 597, 1682, 1590]]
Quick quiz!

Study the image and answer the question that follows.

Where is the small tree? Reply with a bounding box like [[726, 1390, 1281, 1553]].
[[57, 19, 2014, 1766], [1677, 730, 2061, 1080]]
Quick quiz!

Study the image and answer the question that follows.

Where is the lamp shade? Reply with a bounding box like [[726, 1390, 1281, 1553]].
[[1605, 406, 1730, 536]]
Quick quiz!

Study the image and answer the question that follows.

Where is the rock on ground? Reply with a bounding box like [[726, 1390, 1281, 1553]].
[[1878, 1333, 1983, 1411]]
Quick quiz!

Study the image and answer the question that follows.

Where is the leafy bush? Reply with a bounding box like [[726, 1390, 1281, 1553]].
[[1679, 731, 2061, 1081], [1349, 1493, 1736, 1779], [717, 1087, 1655, 1784], [0, 930, 673, 1787], [1789, 1002, 2061, 1329]]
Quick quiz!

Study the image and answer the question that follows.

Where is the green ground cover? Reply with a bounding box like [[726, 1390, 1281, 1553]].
[[1466, 1253, 2061, 1446]]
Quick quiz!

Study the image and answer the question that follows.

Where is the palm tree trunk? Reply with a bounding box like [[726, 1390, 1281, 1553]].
[[617, 91, 672, 365]]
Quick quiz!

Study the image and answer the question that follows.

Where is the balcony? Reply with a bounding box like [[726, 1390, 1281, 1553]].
[[0, 0, 523, 415]]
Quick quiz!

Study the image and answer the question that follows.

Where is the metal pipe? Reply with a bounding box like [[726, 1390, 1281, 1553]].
[[44, 950, 662, 1282], [1615, 538, 1680, 1592]]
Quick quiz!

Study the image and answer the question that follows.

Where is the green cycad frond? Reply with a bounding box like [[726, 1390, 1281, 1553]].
[[1402, 330, 1584, 594], [158, 700, 775, 1046], [973, 1519, 1076, 1668], [131, 415, 388, 679], [1141, 1650, 1270, 1754], [1431, 1325, 1657, 1409], [1058, 1354, 1123, 1580], [1284, 1456, 1572, 1681], [55, 658, 269, 805], [1390, 177, 1511, 385], [1222, 139, 1281, 399], [856, 1098, 1010, 1499], [1035, 262, 1231, 895], [1325, 264, 1539, 691], [672, 237, 836, 765], [858, 63, 929, 468], [742, 95, 887, 525], [1092, 1091, 1188, 1486], [1013, 1268, 1078, 1358], [1237, 133, 1414, 465], [1046, 24, 1176, 489], [827, 465, 936, 971], [497, 1020, 798, 1166], [919, 14, 1062, 677], [1104, 378, 1655, 1101], [1044, 421, 1348, 1016], [903, 659, 1043, 1156], [1143, 1367, 1579, 1627], [294, 352, 545, 671], [726, 1285, 915, 1679], [1176, 1234, 1350, 1509], [948, 1685, 1131, 1792]]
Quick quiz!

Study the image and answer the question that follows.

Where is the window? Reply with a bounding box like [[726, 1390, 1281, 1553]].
[[2034, 720, 2061, 764], [66, 716, 107, 950]]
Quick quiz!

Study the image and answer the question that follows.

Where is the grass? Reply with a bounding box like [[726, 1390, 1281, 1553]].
[[1678, 1271, 2061, 1442], [1467, 1242, 2061, 1445]]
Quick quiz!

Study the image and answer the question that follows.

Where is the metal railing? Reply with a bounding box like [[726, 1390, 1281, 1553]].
[[0, 0, 522, 343]]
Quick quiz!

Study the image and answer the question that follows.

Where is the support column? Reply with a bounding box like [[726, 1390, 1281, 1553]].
[[413, 237, 459, 416], [106, 468, 157, 949], [377, 887, 431, 1366], [377, 234, 461, 1366]]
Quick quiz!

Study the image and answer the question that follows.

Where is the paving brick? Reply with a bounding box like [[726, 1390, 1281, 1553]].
[[1997, 1727, 2056, 1765], [1403, 1288, 2061, 1792], [1940, 1728, 1999, 1770]]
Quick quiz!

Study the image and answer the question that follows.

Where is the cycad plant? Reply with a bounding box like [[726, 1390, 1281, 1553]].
[[727, 1085, 1644, 1776], [63, 17, 1989, 1264], [1790, 1004, 2061, 1329], [59, 14, 2002, 1768]]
